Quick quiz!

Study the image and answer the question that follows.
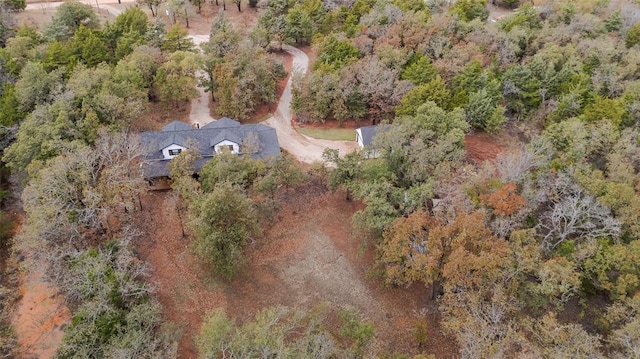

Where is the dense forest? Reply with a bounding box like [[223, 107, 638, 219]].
[[0, 0, 640, 357]]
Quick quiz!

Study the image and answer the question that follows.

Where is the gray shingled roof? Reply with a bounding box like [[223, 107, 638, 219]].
[[141, 119, 280, 179], [162, 121, 193, 132], [358, 125, 380, 146], [210, 128, 242, 146], [202, 117, 241, 129], [157, 132, 188, 151]]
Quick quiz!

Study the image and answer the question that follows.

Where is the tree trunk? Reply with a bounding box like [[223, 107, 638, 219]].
[[185, 8, 189, 28], [430, 280, 439, 300], [236, 0, 241, 11], [223, 0, 226, 10], [177, 206, 186, 238]]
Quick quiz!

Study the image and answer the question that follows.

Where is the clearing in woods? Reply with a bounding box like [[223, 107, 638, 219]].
[[134, 187, 457, 358]]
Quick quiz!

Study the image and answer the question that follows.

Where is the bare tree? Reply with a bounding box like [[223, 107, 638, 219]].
[[537, 175, 621, 250]]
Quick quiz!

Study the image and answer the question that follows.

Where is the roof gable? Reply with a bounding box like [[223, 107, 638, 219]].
[[202, 117, 241, 129], [158, 132, 189, 151], [210, 128, 242, 146], [357, 125, 378, 146], [162, 121, 192, 132]]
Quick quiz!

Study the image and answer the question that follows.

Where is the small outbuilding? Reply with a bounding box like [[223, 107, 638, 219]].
[[355, 125, 388, 158]]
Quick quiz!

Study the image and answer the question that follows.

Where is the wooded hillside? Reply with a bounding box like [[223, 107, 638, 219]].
[[1, 0, 640, 358]]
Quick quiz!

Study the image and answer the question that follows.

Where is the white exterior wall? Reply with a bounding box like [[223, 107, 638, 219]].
[[162, 144, 187, 159], [214, 140, 240, 154], [355, 129, 364, 148]]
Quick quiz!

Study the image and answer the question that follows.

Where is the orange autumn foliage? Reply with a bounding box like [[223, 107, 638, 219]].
[[480, 182, 527, 216], [379, 210, 512, 298]]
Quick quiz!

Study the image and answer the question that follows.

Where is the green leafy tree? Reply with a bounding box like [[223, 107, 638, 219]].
[[199, 151, 265, 192], [286, 4, 313, 44], [501, 64, 542, 116], [45, 2, 99, 40], [154, 50, 201, 105], [145, 19, 166, 47], [450, 60, 484, 107], [400, 53, 437, 86], [80, 30, 109, 66], [104, 7, 149, 60], [204, 12, 240, 58], [396, 75, 450, 116], [14, 61, 64, 112], [464, 81, 504, 131], [0, 83, 25, 125], [190, 182, 260, 278], [42, 40, 73, 71], [3, 0, 25, 12], [499, 3, 540, 32], [604, 10, 622, 33], [197, 306, 375, 358], [162, 25, 195, 52], [582, 96, 626, 127], [449, 0, 488, 22], [314, 34, 360, 71], [113, 45, 162, 96], [55, 240, 175, 359], [626, 21, 640, 48]]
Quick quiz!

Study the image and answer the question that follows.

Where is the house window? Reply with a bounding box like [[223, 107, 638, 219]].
[[217, 145, 235, 153], [168, 149, 182, 156]]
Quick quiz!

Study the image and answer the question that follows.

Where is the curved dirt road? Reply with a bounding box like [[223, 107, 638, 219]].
[[188, 40, 358, 163], [263, 45, 358, 163]]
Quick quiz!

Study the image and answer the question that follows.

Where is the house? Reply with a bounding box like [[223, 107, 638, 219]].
[[140, 118, 280, 179], [355, 125, 379, 149], [355, 125, 388, 158]]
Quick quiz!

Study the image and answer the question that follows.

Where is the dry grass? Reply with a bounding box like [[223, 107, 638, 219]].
[[297, 127, 356, 141]]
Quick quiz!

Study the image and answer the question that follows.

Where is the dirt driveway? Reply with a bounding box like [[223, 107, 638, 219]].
[[263, 45, 359, 163]]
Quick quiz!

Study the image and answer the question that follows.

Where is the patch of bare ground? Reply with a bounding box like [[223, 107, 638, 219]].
[[132, 102, 191, 132], [6, 175, 70, 359], [11, 268, 70, 359], [465, 125, 525, 163], [134, 187, 456, 358], [186, 4, 259, 36], [16, 5, 116, 30]]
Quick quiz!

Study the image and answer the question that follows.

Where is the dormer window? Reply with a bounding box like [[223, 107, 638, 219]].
[[162, 144, 187, 159], [213, 140, 240, 154]]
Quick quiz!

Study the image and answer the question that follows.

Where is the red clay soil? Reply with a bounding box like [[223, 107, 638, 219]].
[[464, 131, 506, 163], [12, 268, 70, 359], [134, 102, 191, 132], [134, 188, 457, 358]]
